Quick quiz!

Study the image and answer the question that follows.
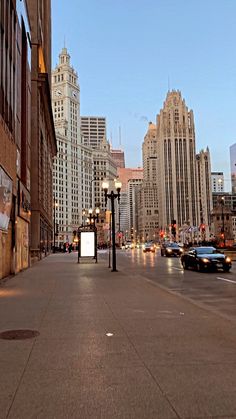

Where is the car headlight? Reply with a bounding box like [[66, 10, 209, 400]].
[[167, 248, 172, 252], [151, 247, 154, 250], [202, 258, 210, 263], [180, 248, 183, 252], [225, 257, 231, 263]]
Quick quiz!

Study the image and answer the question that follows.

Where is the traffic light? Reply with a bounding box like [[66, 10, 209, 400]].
[[171, 220, 176, 236]]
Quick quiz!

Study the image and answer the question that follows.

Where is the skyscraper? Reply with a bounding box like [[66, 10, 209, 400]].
[[52, 48, 82, 245], [110, 149, 125, 168], [117, 168, 143, 238], [81, 117, 106, 149], [230, 143, 236, 194], [196, 149, 213, 240], [92, 137, 117, 212], [139, 122, 159, 241], [142, 122, 158, 182], [211, 172, 224, 192], [157, 91, 200, 236]]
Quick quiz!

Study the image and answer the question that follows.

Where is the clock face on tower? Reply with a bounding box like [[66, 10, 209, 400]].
[[55, 89, 62, 97], [72, 90, 77, 99]]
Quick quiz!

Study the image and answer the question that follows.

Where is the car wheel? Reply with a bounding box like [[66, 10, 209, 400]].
[[196, 262, 201, 272], [223, 266, 231, 272], [182, 260, 188, 270]]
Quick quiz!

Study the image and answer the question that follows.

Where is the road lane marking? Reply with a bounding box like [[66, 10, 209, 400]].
[[217, 277, 236, 284], [172, 267, 183, 271]]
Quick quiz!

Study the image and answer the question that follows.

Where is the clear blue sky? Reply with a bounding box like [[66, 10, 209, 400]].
[[52, 0, 236, 191]]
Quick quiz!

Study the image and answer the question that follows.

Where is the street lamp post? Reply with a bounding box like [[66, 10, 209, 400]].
[[88, 207, 100, 226], [102, 179, 122, 272], [220, 197, 226, 247], [82, 209, 86, 226]]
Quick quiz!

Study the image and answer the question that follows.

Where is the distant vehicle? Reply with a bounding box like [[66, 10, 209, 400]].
[[143, 242, 155, 253], [125, 241, 133, 249], [161, 242, 183, 257], [181, 246, 232, 272]]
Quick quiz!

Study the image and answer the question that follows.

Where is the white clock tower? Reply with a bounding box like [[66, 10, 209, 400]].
[[52, 48, 82, 246]]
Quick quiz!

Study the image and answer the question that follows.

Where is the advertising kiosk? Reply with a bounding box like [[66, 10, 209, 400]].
[[77, 224, 97, 263]]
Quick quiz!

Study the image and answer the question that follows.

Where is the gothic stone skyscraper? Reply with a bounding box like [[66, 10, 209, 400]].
[[157, 91, 200, 236], [52, 48, 82, 245]]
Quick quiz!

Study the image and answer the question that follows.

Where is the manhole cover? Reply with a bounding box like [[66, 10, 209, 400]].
[[0, 329, 40, 340]]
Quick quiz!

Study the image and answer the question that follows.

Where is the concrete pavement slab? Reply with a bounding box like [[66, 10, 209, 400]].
[[39, 316, 126, 339], [7, 366, 178, 419], [130, 334, 236, 366], [26, 336, 142, 371], [150, 363, 236, 417]]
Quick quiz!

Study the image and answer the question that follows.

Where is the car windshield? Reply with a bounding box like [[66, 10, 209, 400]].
[[196, 247, 217, 255], [167, 243, 180, 248]]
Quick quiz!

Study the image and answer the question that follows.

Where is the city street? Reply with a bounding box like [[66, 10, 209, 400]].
[[1, 2, 236, 419], [116, 248, 236, 321], [0, 251, 236, 418]]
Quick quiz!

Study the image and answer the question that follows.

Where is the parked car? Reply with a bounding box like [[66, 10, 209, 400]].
[[161, 242, 183, 257], [143, 242, 155, 253], [181, 246, 232, 272]]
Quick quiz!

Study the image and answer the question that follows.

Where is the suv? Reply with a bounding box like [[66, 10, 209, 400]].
[[161, 242, 183, 257]]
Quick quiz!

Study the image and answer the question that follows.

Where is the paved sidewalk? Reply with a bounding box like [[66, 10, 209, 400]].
[[1, 253, 236, 419]]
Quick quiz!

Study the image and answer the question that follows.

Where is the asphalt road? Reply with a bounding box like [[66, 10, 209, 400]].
[[100, 248, 236, 321]]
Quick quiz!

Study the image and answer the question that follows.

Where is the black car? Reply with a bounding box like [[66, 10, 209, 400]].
[[161, 242, 183, 257], [181, 246, 232, 272]]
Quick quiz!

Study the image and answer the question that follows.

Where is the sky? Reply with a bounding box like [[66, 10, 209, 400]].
[[52, 0, 236, 191]]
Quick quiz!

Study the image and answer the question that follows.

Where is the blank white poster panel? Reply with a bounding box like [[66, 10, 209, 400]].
[[80, 231, 95, 257]]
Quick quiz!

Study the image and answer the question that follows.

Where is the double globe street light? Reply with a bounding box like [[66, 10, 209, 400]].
[[82, 207, 100, 227], [87, 207, 100, 226], [102, 179, 122, 272]]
